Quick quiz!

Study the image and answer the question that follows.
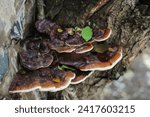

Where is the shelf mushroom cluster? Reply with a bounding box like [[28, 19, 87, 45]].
[[9, 19, 122, 93]]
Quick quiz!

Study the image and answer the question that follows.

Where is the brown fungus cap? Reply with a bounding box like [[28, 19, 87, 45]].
[[19, 50, 54, 70], [94, 28, 112, 42], [65, 33, 84, 47], [50, 46, 76, 53], [26, 39, 50, 54], [75, 43, 93, 54], [59, 53, 87, 68], [35, 19, 112, 54], [59, 46, 122, 71], [35, 19, 56, 34], [79, 47, 122, 71], [9, 67, 75, 93], [48, 39, 76, 53]]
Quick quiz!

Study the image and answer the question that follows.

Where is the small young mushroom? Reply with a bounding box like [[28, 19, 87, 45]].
[[19, 50, 54, 70], [94, 28, 112, 42], [9, 67, 75, 93]]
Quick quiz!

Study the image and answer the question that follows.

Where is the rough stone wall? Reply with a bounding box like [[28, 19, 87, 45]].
[[0, 0, 35, 97], [0, 0, 17, 96], [0, 0, 16, 78]]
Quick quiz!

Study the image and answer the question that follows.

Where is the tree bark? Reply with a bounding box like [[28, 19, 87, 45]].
[[1, 0, 149, 100], [47, 0, 150, 100]]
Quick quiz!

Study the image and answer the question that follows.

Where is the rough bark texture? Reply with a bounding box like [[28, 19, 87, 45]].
[[44, 0, 150, 100], [0, 0, 150, 100], [66, 0, 150, 100]]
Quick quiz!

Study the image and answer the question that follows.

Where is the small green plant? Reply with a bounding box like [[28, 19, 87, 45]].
[[81, 26, 93, 42], [58, 65, 76, 71], [74, 26, 82, 32]]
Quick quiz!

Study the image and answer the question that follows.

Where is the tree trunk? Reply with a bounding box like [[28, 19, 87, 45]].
[[0, 0, 149, 100], [43, 0, 150, 100]]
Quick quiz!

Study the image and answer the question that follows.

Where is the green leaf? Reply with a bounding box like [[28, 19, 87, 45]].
[[58, 65, 76, 71], [58, 65, 64, 71], [81, 26, 93, 42]]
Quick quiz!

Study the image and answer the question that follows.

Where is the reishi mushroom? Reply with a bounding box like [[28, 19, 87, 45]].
[[75, 43, 93, 54], [19, 50, 54, 70], [9, 67, 75, 93], [26, 39, 50, 54], [59, 46, 122, 71], [9, 18, 123, 93], [35, 19, 57, 34], [79, 47, 123, 71], [94, 28, 112, 42], [35, 19, 111, 54], [48, 40, 76, 53]]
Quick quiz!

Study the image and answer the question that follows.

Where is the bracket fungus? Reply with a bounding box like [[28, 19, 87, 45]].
[[9, 18, 123, 93], [9, 67, 75, 93], [79, 46, 123, 71], [59, 46, 122, 71], [19, 50, 54, 70], [93, 28, 112, 42], [75, 43, 93, 54], [35, 19, 112, 54], [26, 39, 50, 54]]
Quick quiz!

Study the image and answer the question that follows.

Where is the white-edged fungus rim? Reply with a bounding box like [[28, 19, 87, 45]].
[[75, 44, 93, 54], [9, 73, 76, 93], [80, 48, 122, 71], [71, 71, 94, 85], [94, 28, 112, 42]]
